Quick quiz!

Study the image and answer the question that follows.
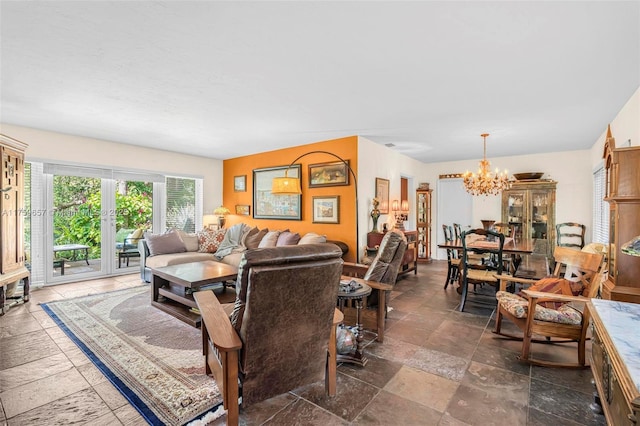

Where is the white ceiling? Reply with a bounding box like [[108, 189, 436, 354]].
[[1, 1, 638, 163]]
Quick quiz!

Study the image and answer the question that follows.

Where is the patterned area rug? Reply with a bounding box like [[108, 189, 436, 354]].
[[42, 286, 223, 426]]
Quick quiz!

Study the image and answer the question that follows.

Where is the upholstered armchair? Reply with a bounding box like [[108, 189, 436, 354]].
[[193, 243, 344, 426], [341, 230, 407, 342]]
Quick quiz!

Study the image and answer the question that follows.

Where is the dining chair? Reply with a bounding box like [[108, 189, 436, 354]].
[[442, 224, 460, 289], [556, 222, 586, 250], [493, 246, 604, 367], [458, 228, 505, 312]]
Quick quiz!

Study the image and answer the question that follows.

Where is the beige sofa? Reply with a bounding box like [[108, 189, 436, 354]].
[[139, 226, 348, 282]]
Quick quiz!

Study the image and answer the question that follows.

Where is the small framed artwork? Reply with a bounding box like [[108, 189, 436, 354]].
[[312, 196, 340, 224], [375, 178, 390, 214], [235, 204, 250, 215], [234, 175, 247, 192], [308, 160, 350, 188]]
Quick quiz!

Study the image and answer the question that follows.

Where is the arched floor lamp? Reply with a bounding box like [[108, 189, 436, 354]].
[[271, 150, 359, 262]]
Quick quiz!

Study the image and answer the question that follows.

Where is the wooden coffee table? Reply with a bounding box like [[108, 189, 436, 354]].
[[151, 261, 238, 327]]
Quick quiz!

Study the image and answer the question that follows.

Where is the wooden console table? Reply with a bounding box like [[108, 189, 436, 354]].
[[588, 299, 640, 425]]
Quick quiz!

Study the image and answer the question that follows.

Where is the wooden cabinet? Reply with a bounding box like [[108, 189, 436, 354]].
[[501, 180, 557, 260], [588, 299, 640, 425], [416, 188, 432, 262], [602, 127, 640, 302], [366, 230, 418, 277], [0, 134, 30, 315]]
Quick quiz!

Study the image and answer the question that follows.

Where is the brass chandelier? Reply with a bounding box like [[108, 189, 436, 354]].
[[462, 133, 510, 196]]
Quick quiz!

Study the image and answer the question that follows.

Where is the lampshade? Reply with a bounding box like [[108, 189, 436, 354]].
[[271, 174, 302, 195], [401, 200, 409, 212], [392, 200, 399, 211], [213, 206, 230, 216]]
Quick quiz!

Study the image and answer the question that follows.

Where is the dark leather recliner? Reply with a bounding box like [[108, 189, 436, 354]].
[[194, 243, 344, 426]]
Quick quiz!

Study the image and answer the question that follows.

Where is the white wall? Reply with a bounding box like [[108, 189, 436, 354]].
[[0, 124, 223, 214], [589, 87, 640, 165], [357, 136, 593, 260]]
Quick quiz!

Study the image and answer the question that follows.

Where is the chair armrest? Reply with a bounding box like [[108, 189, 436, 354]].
[[194, 291, 242, 351], [521, 290, 588, 304], [342, 262, 369, 278], [347, 276, 393, 292], [494, 274, 537, 291]]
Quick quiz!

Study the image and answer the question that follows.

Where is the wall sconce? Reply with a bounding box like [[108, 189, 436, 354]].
[[392, 199, 408, 230]]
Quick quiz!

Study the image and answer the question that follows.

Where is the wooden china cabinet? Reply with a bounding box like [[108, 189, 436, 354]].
[[501, 179, 557, 260], [0, 134, 30, 315], [602, 126, 640, 303], [416, 187, 432, 262]]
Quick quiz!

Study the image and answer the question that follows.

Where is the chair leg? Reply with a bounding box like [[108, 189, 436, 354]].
[[326, 322, 338, 396], [458, 277, 468, 312], [578, 338, 586, 366], [444, 265, 452, 289], [494, 308, 503, 333]]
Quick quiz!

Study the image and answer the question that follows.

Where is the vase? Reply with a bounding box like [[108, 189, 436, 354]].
[[371, 209, 380, 232]]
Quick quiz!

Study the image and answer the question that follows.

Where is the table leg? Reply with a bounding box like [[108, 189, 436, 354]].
[[83, 248, 89, 265]]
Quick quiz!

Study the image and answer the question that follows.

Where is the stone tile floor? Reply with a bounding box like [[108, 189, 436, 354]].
[[0, 261, 606, 425]]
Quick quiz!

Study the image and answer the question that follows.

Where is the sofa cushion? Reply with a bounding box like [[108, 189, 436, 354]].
[[172, 229, 199, 252], [145, 232, 186, 256], [276, 231, 301, 246], [146, 252, 217, 269], [197, 228, 227, 253], [298, 232, 327, 245], [245, 228, 268, 250], [258, 230, 281, 248]]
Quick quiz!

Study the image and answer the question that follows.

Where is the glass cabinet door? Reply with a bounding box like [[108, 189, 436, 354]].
[[506, 191, 525, 242], [416, 190, 431, 261]]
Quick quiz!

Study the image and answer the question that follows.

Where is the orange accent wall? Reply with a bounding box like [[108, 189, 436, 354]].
[[222, 136, 358, 261]]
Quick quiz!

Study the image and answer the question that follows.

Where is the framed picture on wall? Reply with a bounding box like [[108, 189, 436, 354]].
[[253, 165, 302, 220], [308, 160, 350, 188], [234, 175, 247, 192], [235, 205, 250, 215], [375, 177, 390, 214], [312, 196, 339, 224]]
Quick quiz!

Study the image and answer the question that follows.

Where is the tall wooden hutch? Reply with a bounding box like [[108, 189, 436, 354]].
[[416, 187, 432, 262], [0, 134, 30, 314], [501, 179, 557, 260], [602, 126, 640, 303]]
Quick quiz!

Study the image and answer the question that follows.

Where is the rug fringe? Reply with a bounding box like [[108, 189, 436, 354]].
[[186, 405, 226, 426]]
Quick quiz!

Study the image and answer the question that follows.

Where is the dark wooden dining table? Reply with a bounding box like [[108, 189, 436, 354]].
[[437, 238, 534, 255], [438, 238, 541, 277]]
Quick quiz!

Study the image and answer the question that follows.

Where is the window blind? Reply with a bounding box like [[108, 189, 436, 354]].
[[592, 166, 609, 243]]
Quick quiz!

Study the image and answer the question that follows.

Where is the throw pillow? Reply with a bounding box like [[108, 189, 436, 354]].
[[145, 232, 187, 256], [196, 228, 227, 253], [172, 229, 199, 252], [245, 228, 268, 250], [298, 232, 327, 245], [522, 277, 576, 309], [276, 231, 301, 246], [258, 230, 281, 248], [130, 228, 144, 240]]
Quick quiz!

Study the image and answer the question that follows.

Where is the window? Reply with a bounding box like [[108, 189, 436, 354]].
[[165, 176, 201, 233], [593, 165, 609, 243]]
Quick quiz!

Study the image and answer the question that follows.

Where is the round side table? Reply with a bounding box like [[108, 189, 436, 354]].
[[337, 281, 372, 367]]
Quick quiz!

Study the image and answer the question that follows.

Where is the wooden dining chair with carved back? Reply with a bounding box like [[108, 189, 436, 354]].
[[493, 246, 604, 367], [556, 222, 586, 250], [442, 224, 461, 289], [458, 228, 505, 312]]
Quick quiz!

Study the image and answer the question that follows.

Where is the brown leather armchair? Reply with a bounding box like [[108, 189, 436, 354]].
[[194, 243, 344, 426], [342, 230, 407, 342]]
